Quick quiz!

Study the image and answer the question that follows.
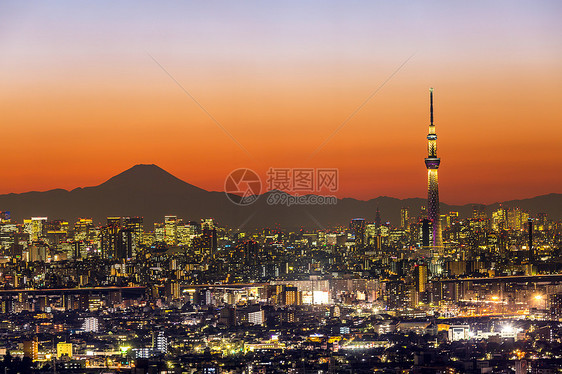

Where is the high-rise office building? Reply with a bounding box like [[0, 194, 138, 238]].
[[116, 228, 135, 259], [99, 217, 137, 259], [28, 243, 48, 262], [201, 218, 215, 230], [164, 216, 178, 246], [424, 88, 443, 253], [23, 217, 47, 243], [364, 223, 378, 247], [400, 208, 409, 230], [154, 223, 165, 242], [413, 263, 428, 306], [177, 223, 197, 246], [123, 216, 143, 246], [491, 207, 506, 231], [101, 218, 120, 259], [244, 240, 259, 265], [506, 208, 528, 231], [350, 218, 366, 247], [73, 218, 94, 241], [201, 227, 217, 256], [414, 264, 428, 293], [107, 217, 122, 228]]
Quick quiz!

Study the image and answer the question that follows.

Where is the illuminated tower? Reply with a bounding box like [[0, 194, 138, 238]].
[[424, 88, 443, 252]]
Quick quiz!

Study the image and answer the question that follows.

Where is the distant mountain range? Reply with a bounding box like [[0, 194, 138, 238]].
[[0, 164, 560, 230]]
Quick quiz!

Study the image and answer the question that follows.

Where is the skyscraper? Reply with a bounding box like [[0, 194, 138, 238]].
[[164, 215, 178, 246], [101, 218, 120, 259], [400, 207, 409, 230], [23, 217, 47, 243], [123, 216, 143, 246], [425, 88, 443, 253], [350, 218, 366, 247]]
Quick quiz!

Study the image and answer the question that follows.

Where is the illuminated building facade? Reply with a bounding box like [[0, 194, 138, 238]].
[[123, 216, 143, 246], [424, 88, 443, 253], [177, 223, 197, 246], [400, 207, 409, 230], [152, 331, 168, 354], [57, 342, 73, 358], [350, 218, 366, 247], [23, 217, 47, 243], [83, 316, 99, 332], [23, 337, 39, 361], [164, 216, 178, 246], [414, 264, 428, 293], [73, 218, 94, 241]]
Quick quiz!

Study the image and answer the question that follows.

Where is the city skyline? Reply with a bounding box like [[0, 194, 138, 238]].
[[1, 1, 561, 204]]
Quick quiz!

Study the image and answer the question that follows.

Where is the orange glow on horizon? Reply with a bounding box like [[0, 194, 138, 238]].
[[0, 3, 560, 205]]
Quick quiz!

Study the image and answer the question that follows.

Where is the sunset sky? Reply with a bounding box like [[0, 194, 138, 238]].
[[1, 1, 561, 204]]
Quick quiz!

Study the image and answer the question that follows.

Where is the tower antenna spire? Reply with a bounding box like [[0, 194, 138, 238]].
[[430, 87, 434, 126]]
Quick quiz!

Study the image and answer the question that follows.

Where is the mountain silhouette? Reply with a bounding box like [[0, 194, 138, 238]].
[[97, 164, 205, 193], [0, 164, 559, 231]]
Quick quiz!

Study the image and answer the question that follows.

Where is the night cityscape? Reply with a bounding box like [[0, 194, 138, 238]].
[[1, 1, 562, 374]]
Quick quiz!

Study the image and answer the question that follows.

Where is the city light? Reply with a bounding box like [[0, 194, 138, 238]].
[[119, 346, 131, 354], [501, 325, 514, 334]]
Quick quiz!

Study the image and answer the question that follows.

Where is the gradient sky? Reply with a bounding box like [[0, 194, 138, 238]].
[[1, 1, 561, 204]]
